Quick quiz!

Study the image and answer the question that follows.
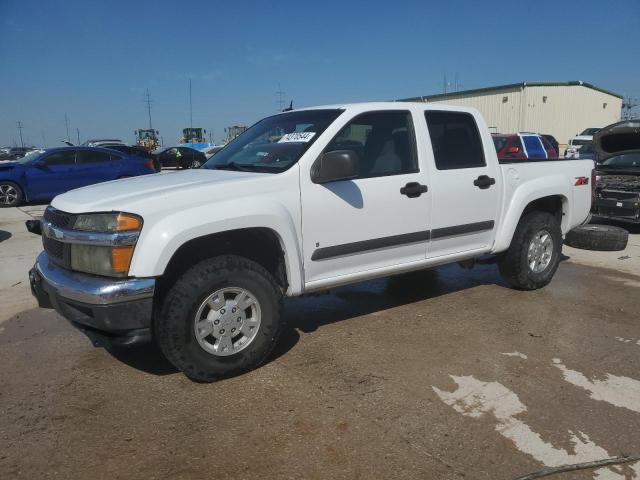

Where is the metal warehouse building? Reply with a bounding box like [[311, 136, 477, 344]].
[[400, 81, 622, 151]]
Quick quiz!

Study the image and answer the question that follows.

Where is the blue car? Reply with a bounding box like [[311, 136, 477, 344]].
[[0, 146, 157, 207]]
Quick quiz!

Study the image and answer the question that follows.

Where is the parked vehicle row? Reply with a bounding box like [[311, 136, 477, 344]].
[[0, 146, 156, 207], [492, 133, 557, 161], [28, 102, 594, 382], [566, 127, 601, 159]]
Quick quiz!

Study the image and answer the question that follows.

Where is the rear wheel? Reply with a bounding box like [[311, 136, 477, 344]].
[[0, 181, 23, 208], [498, 211, 562, 290], [155, 255, 283, 382]]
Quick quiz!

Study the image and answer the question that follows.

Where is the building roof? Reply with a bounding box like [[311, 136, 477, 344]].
[[400, 81, 623, 102]]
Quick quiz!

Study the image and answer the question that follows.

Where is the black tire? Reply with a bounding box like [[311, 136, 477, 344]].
[[155, 255, 283, 382], [0, 181, 23, 208], [498, 211, 562, 290], [565, 224, 628, 251]]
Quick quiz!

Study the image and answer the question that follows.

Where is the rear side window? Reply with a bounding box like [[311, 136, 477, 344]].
[[425, 111, 485, 170], [43, 150, 76, 166], [324, 110, 418, 178], [77, 150, 112, 164]]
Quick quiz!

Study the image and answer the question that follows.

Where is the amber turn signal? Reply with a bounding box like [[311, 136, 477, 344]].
[[111, 246, 134, 273], [116, 214, 142, 232]]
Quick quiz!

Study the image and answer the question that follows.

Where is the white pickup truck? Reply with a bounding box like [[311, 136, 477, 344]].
[[29, 102, 594, 381]]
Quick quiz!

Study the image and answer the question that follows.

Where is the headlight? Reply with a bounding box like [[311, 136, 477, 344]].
[[73, 212, 141, 232], [70, 213, 142, 277]]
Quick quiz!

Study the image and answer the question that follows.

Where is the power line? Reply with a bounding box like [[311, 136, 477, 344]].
[[16, 121, 24, 148]]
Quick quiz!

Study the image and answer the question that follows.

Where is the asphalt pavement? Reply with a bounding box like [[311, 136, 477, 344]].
[[0, 205, 639, 479]]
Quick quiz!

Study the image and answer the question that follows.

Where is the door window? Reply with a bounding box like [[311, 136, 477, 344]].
[[425, 111, 485, 169], [77, 150, 112, 164], [324, 111, 418, 178], [42, 150, 76, 166]]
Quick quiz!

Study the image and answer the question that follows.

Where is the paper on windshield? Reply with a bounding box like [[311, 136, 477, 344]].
[[278, 132, 316, 143]]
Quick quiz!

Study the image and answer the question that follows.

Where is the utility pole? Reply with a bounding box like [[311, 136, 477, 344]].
[[16, 121, 24, 148], [64, 113, 70, 142], [76, 128, 80, 145], [622, 96, 639, 120], [189, 78, 193, 129], [276, 83, 286, 111], [144, 88, 153, 129]]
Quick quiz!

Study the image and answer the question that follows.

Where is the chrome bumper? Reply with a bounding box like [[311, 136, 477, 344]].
[[32, 251, 155, 305], [30, 252, 156, 346]]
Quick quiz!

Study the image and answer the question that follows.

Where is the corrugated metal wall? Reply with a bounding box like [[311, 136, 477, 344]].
[[426, 86, 523, 134], [521, 86, 622, 147], [422, 84, 622, 151]]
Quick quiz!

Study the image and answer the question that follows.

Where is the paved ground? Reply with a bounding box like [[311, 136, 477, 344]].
[[1, 205, 639, 479]]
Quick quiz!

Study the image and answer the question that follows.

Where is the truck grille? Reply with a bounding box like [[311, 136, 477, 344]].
[[42, 207, 75, 268], [43, 207, 77, 228]]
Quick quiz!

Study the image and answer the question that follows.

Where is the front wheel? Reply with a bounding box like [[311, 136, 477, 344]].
[[0, 181, 23, 208], [155, 255, 283, 382], [498, 211, 562, 290]]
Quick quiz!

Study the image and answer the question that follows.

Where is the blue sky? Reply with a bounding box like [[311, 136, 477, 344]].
[[1, 0, 638, 147]]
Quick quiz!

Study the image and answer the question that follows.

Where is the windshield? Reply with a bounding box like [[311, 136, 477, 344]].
[[203, 109, 343, 173], [571, 139, 589, 146], [17, 149, 46, 163], [492, 136, 508, 152], [580, 128, 600, 135], [599, 152, 640, 169], [579, 142, 594, 154]]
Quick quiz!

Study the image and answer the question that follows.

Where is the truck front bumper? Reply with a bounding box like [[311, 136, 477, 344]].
[[29, 252, 156, 347]]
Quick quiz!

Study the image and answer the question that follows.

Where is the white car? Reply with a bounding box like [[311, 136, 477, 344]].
[[566, 128, 601, 158], [29, 102, 594, 381]]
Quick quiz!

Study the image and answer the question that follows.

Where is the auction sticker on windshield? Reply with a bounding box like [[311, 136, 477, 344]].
[[278, 132, 316, 143]]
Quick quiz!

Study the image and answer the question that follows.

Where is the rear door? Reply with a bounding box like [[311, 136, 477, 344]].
[[423, 110, 501, 258], [76, 149, 117, 187], [25, 149, 77, 199]]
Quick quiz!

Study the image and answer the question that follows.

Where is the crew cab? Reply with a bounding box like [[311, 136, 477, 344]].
[[28, 103, 593, 382]]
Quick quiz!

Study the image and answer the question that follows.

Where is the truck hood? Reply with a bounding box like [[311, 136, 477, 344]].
[[51, 169, 276, 215], [593, 120, 640, 161]]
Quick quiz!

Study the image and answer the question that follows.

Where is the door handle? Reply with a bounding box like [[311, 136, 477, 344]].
[[473, 175, 496, 189], [400, 182, 428, 198]]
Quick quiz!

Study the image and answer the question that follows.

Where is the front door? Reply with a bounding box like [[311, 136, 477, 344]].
[[423, 110, 501, 258], [300, 110, 431, 285]]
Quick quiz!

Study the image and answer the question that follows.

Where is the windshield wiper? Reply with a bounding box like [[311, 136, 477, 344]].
[[215, 162, 258, 172]]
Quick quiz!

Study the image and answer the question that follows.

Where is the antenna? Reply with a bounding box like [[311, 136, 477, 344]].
[[76, 128, 80, 145], [16, 121, 24, 148], [276, 82, 286, 111], [144, 88, 154, 129]]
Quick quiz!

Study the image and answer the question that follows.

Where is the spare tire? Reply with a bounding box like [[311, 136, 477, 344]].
[[565, 224, 628, 251]]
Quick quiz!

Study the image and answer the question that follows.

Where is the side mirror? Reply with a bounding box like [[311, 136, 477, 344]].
[[311, 150, 360, 184]]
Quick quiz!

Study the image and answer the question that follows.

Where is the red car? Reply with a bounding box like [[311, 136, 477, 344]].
[[492, 133, 557, 161]]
